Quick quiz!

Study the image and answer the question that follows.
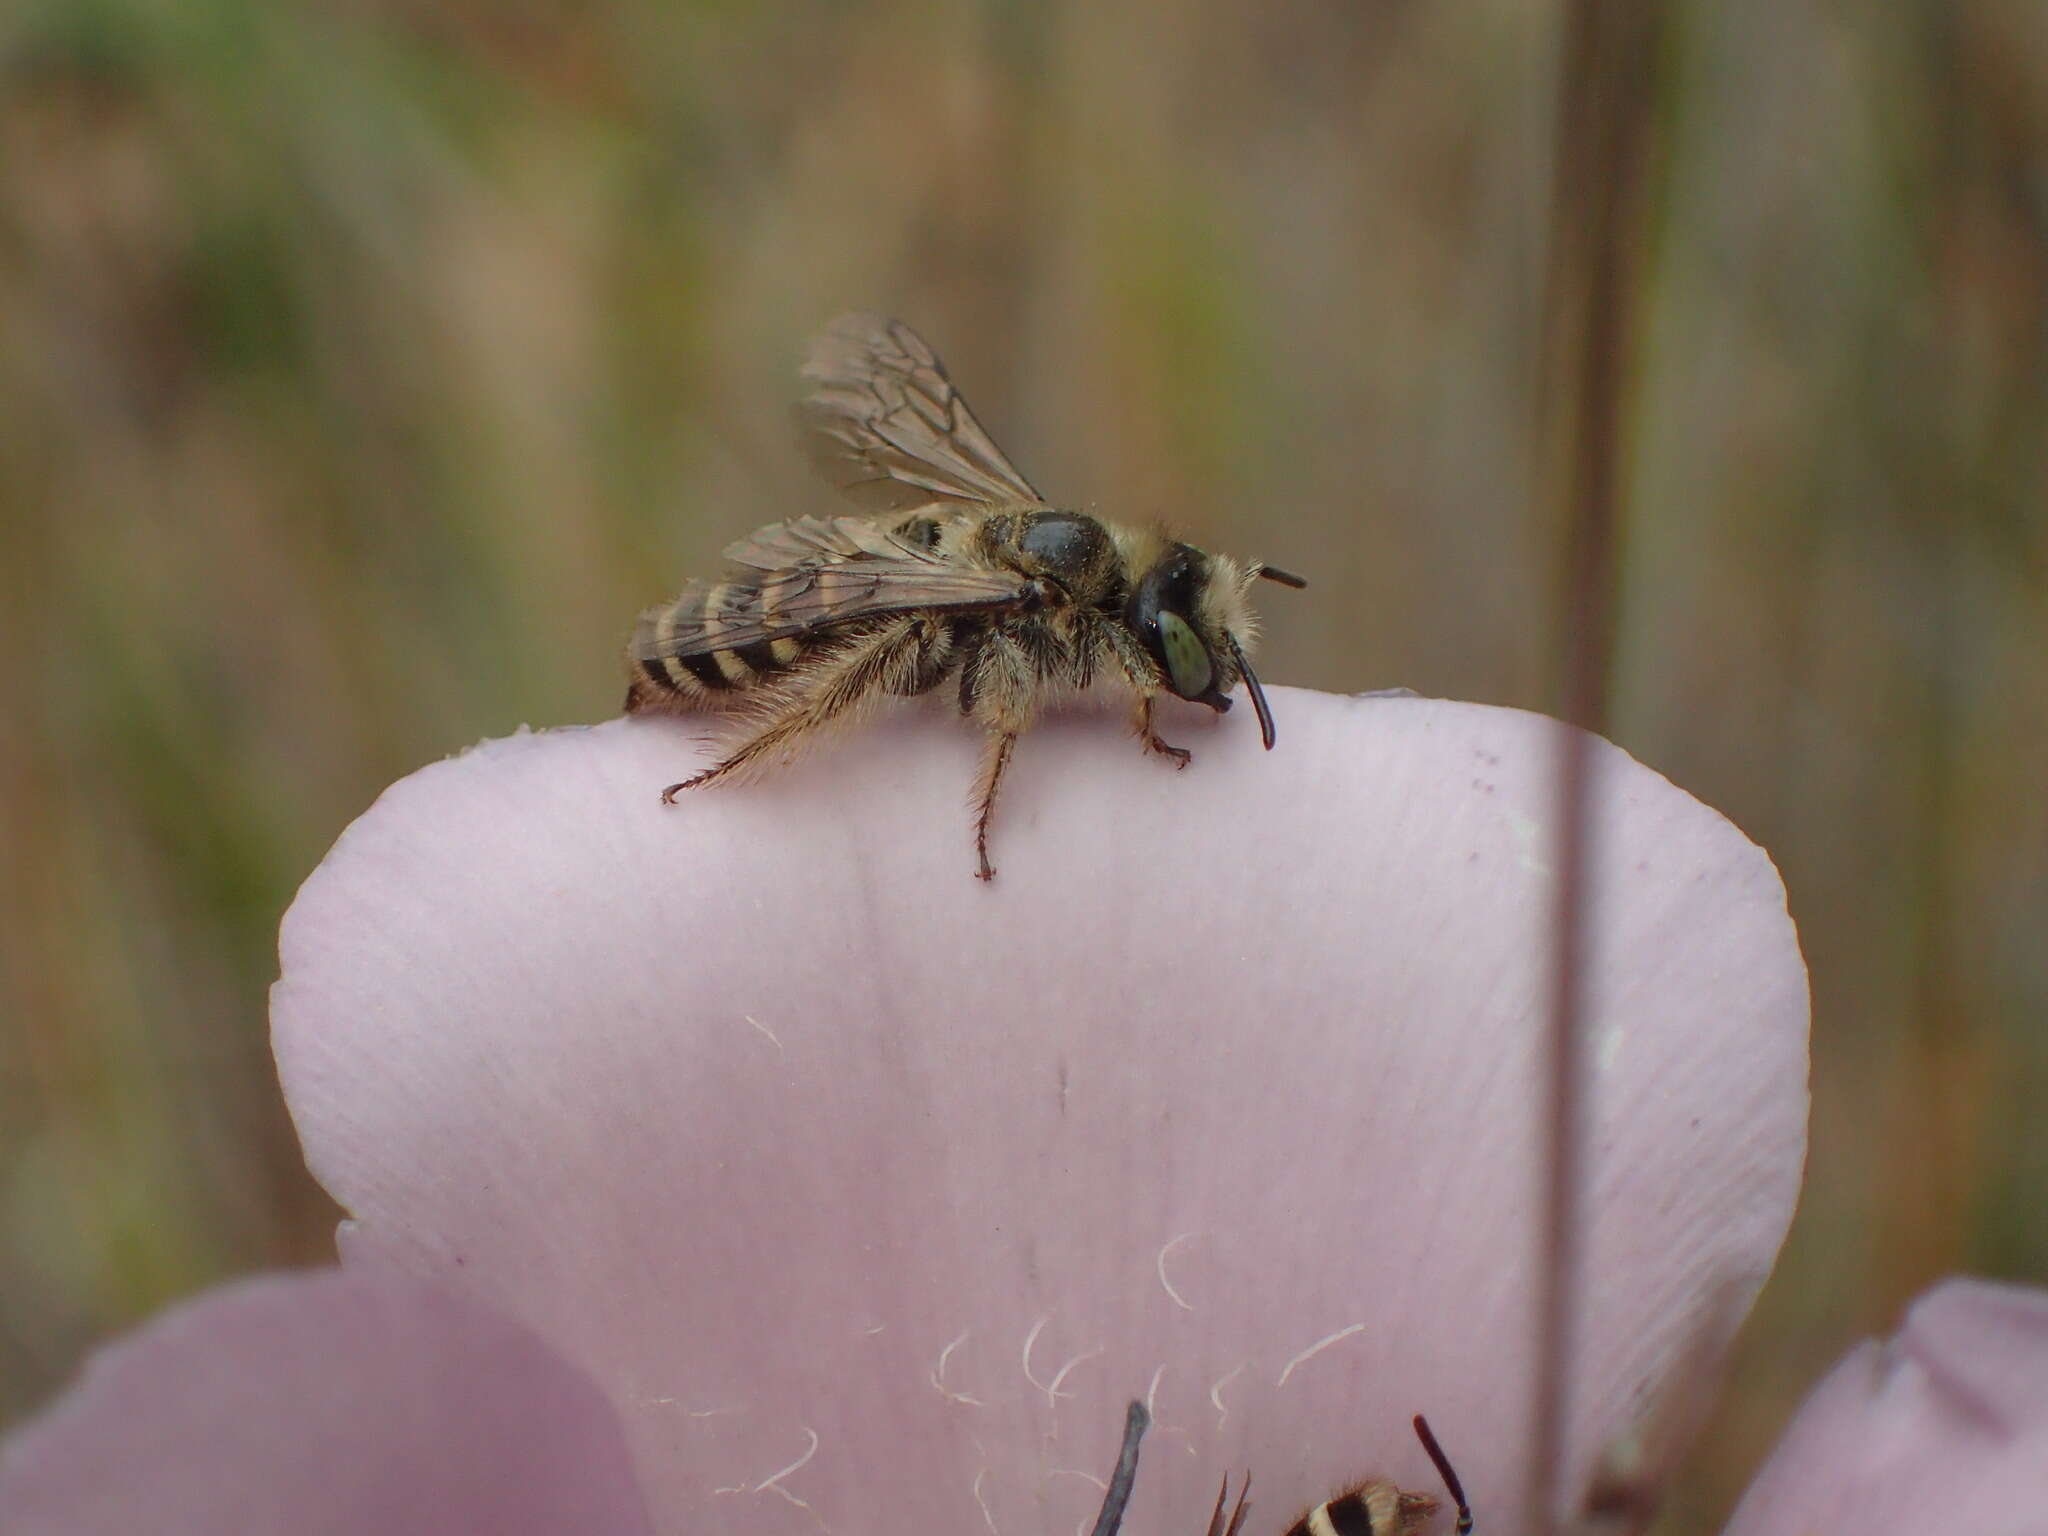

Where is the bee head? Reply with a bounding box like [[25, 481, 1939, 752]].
[[1125, 543, 1300, 749]]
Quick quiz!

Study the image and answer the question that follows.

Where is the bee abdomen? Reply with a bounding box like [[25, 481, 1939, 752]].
[[1287, 1487, 1404, 1536], [629, 582, 806, 708]]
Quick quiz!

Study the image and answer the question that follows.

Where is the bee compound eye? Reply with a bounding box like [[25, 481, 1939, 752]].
[[1157, 610, 1215, 700]]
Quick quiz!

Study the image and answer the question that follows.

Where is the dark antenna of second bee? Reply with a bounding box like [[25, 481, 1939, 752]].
[[1411, 1416, 1474, 1536], [1089, 1400, 1152, 1536], [1205, 1469, 1253, 1536]]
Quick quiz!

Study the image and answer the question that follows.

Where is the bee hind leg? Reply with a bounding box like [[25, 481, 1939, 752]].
[[971, 730, 1019, 882], [659, 619, 926, 798]]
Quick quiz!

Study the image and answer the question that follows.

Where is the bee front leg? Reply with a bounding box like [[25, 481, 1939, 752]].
[[1131, 692, 1191, 769], [1098, 623, 1190, 768]]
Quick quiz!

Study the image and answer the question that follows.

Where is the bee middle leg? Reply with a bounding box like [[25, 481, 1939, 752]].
[[959, 629, 1042, 882], [660, 618, 931, 798]]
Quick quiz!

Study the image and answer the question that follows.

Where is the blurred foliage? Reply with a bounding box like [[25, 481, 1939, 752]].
[[1, 0, 2043, 1528]]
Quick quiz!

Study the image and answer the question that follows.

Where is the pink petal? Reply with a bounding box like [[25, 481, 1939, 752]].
[[273, 692, 1808, 1534], [0, 1268, 653, 1535], [1723, 1278, 2048, 1534]]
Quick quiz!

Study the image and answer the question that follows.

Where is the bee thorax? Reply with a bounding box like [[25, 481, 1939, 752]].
[[1014, 510, 1111, 574]]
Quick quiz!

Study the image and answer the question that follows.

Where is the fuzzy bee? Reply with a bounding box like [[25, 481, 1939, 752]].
[[1084, 1401, 1473, 1536], [1274, 1416, 1474, 1536], [625, 312, 1304, 880]]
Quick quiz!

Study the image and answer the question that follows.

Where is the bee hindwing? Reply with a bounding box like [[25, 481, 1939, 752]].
[[720, 513, 940, 572]]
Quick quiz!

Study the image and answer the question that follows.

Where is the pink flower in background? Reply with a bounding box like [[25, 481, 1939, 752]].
[[1721, 1278, 2048, 1534], [0, 1270, 653, 1535], [4, 692, 2035, 1531]]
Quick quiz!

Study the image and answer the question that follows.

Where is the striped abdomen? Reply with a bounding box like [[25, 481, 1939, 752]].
[[627, 580, 810, 710], [1284, 1484, 1438, 1536]]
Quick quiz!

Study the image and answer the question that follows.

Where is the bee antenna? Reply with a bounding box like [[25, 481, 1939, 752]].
[[1412, 1416, 1473, 1536], [1227, 636, 1278, 750], [1256, 563, 1308, 589], [1204, 1469, 1253, 1536], [1088, 1400, 1152, 1536], [1204, 1475, 1231, 1536], [1223, 1471, 1253, 1536]]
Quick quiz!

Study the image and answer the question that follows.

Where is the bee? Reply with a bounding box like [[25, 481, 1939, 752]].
[[1085, 1401, 1473, 1536], [625, 312, 1305, 880], [1274, 1416, 1474, 1536]]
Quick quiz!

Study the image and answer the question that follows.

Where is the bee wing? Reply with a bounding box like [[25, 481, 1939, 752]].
[[720, 513, 929, 573], [636, 539, 1037, 660], [796, 312, 1046, 511]]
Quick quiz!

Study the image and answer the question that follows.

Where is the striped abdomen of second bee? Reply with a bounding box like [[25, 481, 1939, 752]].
[[1284, 1483, 1435, 1536], [627, 580, 811, 712]]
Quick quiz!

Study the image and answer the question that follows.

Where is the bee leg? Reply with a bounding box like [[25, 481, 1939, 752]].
[[1131, 692, 1192, 769], [1098, 624, 1191, 768], [660, 619, 924, 797], [959, 629, 1043, 880], [971, 729, 1020, 882], [885, 617, 956, 697]]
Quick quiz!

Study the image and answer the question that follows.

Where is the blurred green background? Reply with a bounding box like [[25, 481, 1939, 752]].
[[2, 0, 2043, 1526]]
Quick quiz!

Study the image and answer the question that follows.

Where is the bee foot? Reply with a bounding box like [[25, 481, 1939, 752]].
[[660, 770, 720, 803], [1146, 735, 1193, 770]]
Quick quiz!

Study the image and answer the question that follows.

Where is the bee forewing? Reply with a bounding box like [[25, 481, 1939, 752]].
[[634, 557, 1039, 660], [796, 312, 1047, 511]]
